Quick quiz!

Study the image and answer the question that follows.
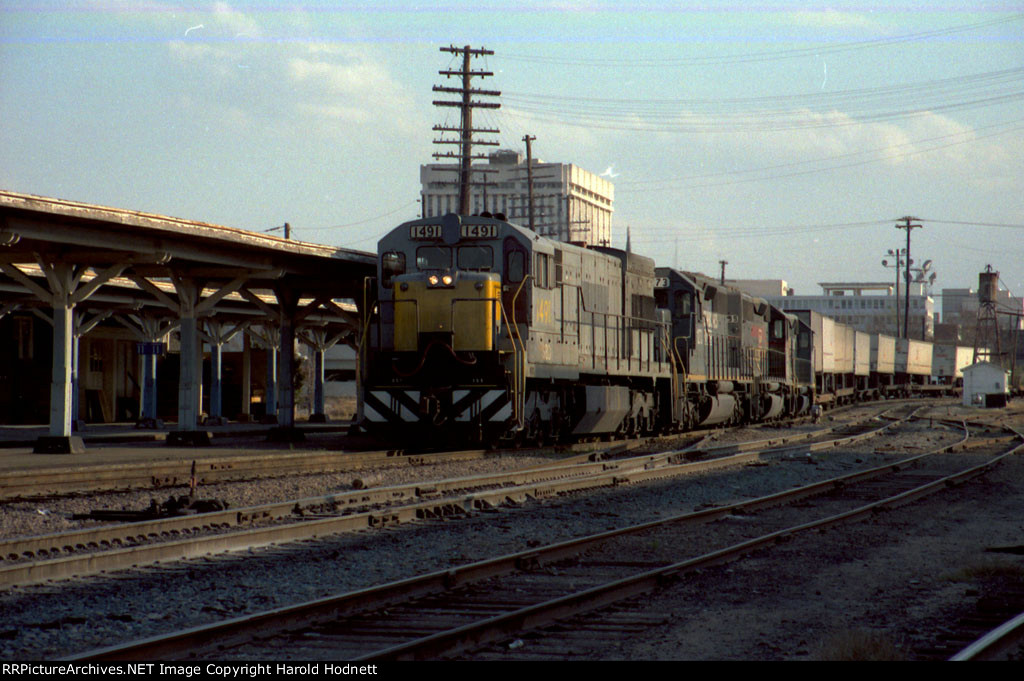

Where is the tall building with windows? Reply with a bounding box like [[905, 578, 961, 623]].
[[420, 149, 614, 247]]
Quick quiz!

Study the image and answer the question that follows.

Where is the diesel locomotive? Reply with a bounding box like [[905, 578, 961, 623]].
[[359, 212, 672, 444]]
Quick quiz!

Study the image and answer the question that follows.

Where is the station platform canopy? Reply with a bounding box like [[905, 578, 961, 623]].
[[0, 190, 377, 451]]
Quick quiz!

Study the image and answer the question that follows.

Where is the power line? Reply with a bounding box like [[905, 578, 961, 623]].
[[917, 219, 1024, 229], [500, 14, 1024, 67], [630, 220, 888, 245], [616, 119, 1024, 193], [503, 67, 1024, 115], [502, 89, 1024, 134], [617, 117, 1024, 188], [322, 199, 419, 230]]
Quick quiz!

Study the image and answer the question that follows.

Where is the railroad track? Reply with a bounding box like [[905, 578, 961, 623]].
[[943, 597, 1024, 661], [0, 408, 910, 588], [68, 412, 1019, 661], [0, 447, 500, 501], [939, 427, 1024, 663], [0, 399, 905, 501]]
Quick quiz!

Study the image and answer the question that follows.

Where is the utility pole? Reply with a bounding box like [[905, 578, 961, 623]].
[[895, 216, 922, 339], [523, 134, 536, 232], [432, 45, 501, 215], [264, 223, 291, 239], [719, 259, 728, 285]]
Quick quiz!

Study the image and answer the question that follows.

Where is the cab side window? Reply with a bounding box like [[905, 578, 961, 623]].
[[381, 251, 406, 289], [506, 250, 525, 282], [535, 253, 552, 289]]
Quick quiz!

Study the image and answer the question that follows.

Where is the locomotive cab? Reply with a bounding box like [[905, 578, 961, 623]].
[[361, 214, 524, 443]]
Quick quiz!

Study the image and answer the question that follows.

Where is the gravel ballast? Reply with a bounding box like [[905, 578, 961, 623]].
[[1, 401, 1021, 660]]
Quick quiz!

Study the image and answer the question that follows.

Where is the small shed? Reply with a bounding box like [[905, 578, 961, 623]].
[[962, 362, 1009, 407]]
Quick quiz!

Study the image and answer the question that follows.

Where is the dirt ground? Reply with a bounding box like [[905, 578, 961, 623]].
[[483, 401, 1024, 661]]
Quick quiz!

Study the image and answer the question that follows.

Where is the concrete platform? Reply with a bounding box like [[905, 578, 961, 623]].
[[0, 420, 353, 475]]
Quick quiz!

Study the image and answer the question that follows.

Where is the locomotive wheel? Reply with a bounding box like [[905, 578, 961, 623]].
[[524, 410, 543, 447]]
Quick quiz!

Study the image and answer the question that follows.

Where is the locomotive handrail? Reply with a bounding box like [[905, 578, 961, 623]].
[[508, 274, 532, 430], [573, 287, 668, 376]]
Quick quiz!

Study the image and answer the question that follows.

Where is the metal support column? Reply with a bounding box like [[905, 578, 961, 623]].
[[269, 287, 303, 441], [240, 333, 252, 422], [265, 341, 278, 421], [49, 301, 75, 439], [299, 326, 348, 423], [312, 347, 325, 421], [168, 277, 209, 445], [201, 320, 244, 426]]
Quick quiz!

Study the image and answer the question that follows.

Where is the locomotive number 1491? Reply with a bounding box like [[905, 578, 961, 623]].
[[408, 223, 499, 239]]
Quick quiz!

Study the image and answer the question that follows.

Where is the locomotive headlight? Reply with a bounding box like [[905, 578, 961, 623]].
[[442, 274, 453, 286], [428, 275, 439, 286]]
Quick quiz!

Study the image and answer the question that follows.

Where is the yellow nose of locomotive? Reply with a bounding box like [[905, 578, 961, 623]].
[[394, 271, 501, 352]]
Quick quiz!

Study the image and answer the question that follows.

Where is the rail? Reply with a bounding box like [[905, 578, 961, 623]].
[[70, 409, 997, 661]]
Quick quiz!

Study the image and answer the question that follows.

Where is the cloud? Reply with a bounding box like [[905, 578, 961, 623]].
[[212, 1, 263, 39], [167, 40, 227, 61], [287, 47, 417, 132], [289, 55, 392, 94], [164, 6, 419, 137], [785, 9, 881, 31]]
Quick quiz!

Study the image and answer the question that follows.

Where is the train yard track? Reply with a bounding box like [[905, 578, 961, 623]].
[[0, 404, 862, 502], [0, 446, 501, 501], [2, 399, 1020, 661], [0, 396, 906, 503], [63, 408, 1023, 661], [0, 406, 916, 589]]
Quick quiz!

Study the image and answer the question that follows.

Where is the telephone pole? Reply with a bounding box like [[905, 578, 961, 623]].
[[523, 134, 536, 231], [895, 216, 922, 339], [432, 45, 501, 215], [719, 259, 728, 285]]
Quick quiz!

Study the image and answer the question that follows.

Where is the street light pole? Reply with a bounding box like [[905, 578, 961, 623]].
[[882, 249, 905, 338], [896, 217, 923, 339]]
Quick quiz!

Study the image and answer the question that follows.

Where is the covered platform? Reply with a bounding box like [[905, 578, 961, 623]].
[[0, 190, 376, 452]]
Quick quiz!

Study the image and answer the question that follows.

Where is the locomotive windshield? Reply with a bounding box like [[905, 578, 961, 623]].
[[416, 245, 451, 270], [414, 244, 495, 271], [457, 245, 493, 271]]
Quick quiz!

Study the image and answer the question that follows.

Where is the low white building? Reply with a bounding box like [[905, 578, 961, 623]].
[[765, 281, 933, 340], [962, 361, 1009, 407]]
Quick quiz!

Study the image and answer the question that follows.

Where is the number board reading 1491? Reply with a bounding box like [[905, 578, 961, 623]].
[[409, 223, 500, 240], [409, 224, 441, 239], [461, 224, 499, 238]]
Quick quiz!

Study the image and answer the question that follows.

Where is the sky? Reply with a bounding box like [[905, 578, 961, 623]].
[[1, 1, 1023, 305]]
